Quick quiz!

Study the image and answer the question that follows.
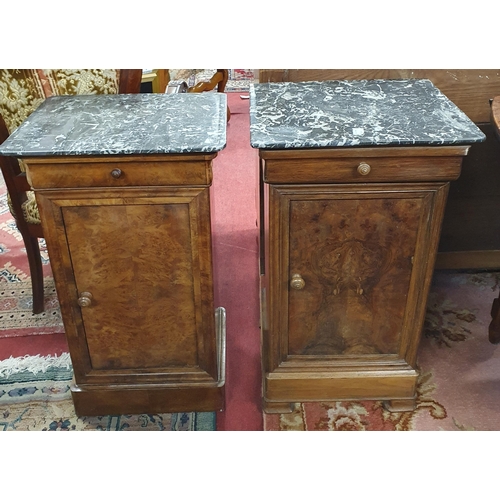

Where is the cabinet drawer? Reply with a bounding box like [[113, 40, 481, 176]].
[[263, 155, 463, 184], [24, 155, 214, 189]]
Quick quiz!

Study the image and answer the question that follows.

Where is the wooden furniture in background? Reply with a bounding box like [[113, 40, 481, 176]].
[[0, 69, 142, 313], [188, 69, 228, 94], [491, 96, 500, 133], [141, 69, 229, 95], [141, 69, 170, 93], [259, 69, 500, 270], [489, 96, 500, 344], [0, 113, 44, 312]]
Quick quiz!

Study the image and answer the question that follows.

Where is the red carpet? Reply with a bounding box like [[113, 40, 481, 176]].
[[212, 93, 262, 430], [0, 172, 68, 357]]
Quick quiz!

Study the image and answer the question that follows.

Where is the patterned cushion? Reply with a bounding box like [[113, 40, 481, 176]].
[[0, 69, 121, 225]]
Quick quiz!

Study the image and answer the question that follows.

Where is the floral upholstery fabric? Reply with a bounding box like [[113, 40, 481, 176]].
[[0, 69, 121, 225], [0, 69, 120, 135], [20, 190, 40, 225], [43, 69, 119, 97], [0, 69, 47, 134]]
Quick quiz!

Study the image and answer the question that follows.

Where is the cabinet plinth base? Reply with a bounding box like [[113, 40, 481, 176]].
[[383, 398, 417, 413], [263, 367, 418, 413], [262, 399, 295, 414], [71, 384, 225, 417], [71, 307, 226, 417], [262, 397, 416, 414]]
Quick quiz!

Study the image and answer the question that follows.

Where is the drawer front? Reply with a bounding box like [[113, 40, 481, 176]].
[[25, 157, 213, 189], [264, 155, 463, 184]]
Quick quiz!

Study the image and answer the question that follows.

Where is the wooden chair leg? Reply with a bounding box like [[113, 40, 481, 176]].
[[489, 293, 500, 344], [23, 234, 44, 314], [217, 69, 229, 93]]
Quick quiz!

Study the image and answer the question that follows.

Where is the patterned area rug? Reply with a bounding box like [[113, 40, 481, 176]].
[[0, 175, 63, 338], [264, 270, 500, 431], [0, 266, 64, 338], [0, 353, 215, 430]]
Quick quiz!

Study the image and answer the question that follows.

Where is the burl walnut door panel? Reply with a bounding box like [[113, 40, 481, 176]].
[[42, 188, 217, 383], [271, 184, 442, 364]]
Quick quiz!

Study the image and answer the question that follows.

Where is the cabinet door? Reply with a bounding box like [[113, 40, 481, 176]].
[[269, 183, 446, 364], [39, 187, 217, 384]]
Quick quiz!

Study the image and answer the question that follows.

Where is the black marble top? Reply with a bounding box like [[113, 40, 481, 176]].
[[0, 93, 227, 156], [249, 79, 485, 149]]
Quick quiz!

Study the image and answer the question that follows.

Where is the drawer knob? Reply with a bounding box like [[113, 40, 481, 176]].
[[111, 168, 123, 179], [357, 162, 371, 176], [290, 274, 305, 290], [77, 291, 93, 308]]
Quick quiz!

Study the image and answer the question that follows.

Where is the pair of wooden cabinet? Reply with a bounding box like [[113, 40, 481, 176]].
[[24, 145, 470, 416], [0, 84, 484, 418]]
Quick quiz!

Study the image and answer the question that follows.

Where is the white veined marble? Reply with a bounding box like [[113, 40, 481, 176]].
[[249, 79, 485, 149], [0, 93, 227, 156]]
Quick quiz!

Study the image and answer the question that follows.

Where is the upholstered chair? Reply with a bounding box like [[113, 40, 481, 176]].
[[0, 69, 142, 313]]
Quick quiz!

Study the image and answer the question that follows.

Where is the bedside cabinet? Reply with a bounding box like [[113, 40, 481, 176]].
[[250, 79, 485, 413], [0, 93, 227, 416]]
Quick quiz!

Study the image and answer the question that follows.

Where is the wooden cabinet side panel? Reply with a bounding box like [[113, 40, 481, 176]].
[[400, 183, 450, 365], [189, 187, 218, 378], [265, 184, 288, 373]]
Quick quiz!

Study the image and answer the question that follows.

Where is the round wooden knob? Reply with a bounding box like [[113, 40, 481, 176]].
[[290, 274, 305, 290], [111, 168, 123, 179], [357, 162, 371, 176], [77, 292, 93, 308]]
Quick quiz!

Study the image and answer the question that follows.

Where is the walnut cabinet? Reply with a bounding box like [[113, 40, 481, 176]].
[[25, 154, 225, 416], [259, 146, 470, 413]]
